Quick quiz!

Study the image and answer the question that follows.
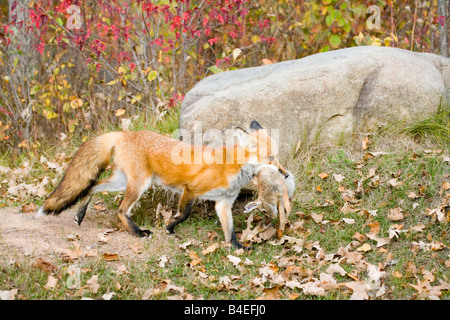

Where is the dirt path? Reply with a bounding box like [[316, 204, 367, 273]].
[[0, 207, 160, 261]]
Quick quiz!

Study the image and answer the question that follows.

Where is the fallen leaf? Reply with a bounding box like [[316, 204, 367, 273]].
[[128, 241, 142, 254], [188, 251, 202, 267], [388, 207, 405, 221], [202, 243, 219, 255], [32, 258, 57, 274], [353, 232, 366, 242], [86, 275, 100, 294], [408, 191, 419, 199], [356, 243, 372, 252], [341, 281, 369, 300], [61, 242, 86, 261], [319, 172, 329, 179], [366, 233, 390, 247], [156, 203, 173, 225], [430, 241, 445, 251], [102, 253, 119, 261], [333, 174, 345, 182], [298, 280, 326, 296], [116, 264, 128, 275], [342, 218, 355, 225], [326, 263, 347, 276], [44, 275, 58, 290], [102, 292, 115, 300], [21, 202, 36, 213], [316, 185, 323, 192], [409, 279, 450, 300], [158, 255, 169, 268], [368, 221, 381, 235], [0, 289, 18, 300], [340, 202, 358, 214], [311, 212, 323, 224], [361, 136, 370, 150], [257, 286, 281, 299], [392, 270, 403, 278], [227, 255, 241, 267], [410, 223, 426, 233], [442, 181, 450, 191], [387, 178, 403, 188]]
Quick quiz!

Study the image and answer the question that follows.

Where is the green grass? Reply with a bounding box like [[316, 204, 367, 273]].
[[0, 105, 449, 300]]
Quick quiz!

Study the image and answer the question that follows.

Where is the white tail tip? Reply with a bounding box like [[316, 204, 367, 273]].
[[35, 206, 45, 218]]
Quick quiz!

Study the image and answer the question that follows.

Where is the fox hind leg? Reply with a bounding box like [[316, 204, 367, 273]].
[[117, 177, 152, 238], [74, 169, 127, 226], [74, 194, 92, 226], [166, 188, 194, 234]]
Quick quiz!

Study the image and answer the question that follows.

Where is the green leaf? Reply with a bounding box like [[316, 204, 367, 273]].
[[208, 66, 223, 74], [147, 70, 158, 82], [30, 85, 41, 95], [325, 15, 334, 26], [56, 17, 64, 26], [329, 35, 342, 48]]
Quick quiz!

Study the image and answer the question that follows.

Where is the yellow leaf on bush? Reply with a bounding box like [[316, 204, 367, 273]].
[[43, 109, 57, 120], [70, 98, 83, 109], [252, 35, 260, 44], [115, 109, 126, 116], [106, 79, 119, 86]]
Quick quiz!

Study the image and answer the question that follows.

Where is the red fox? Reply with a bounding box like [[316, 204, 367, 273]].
[[37, 120, 287, 249]]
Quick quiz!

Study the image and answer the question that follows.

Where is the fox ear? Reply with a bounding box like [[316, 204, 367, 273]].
[[235, 127, 251, 146], [250, 120, 263, 131]]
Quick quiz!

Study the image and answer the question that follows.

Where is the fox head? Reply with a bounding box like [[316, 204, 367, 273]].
[[236, 120, 288, 178]]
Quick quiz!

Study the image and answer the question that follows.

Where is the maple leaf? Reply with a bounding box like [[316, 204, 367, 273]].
[[61, 242, 86, 261], [409, 279, 449, 300], [333, 173, 345, 182], [227, 255, 241, 267], [202, 243, 219, 255], [341, 281, 370, 300], [366, 232, 390, 247]]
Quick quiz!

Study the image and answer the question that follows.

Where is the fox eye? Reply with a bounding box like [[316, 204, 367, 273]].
[[267, 156, 274, 161]]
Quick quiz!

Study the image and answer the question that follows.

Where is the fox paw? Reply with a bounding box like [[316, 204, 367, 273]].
[[138, 229, 152, 238]]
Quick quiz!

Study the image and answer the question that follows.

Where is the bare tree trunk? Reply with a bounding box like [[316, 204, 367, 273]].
[[7, 0, 36, 140], [437, 0, 448, 57]]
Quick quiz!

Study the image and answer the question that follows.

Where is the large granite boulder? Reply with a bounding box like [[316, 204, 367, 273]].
[[179, 46, 449, 162]]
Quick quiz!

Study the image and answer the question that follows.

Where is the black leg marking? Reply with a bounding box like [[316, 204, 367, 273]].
[[231, 229, 253, 250], [127, 216, 152, 238], [75, 196, 92, 226], [166, 201, 193, 234]]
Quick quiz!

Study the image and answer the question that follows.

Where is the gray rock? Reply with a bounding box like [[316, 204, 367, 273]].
[[179, 46, 449, 162]]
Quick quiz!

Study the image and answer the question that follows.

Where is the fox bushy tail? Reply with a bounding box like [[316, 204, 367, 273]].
[[39, 132, 119, 215]]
